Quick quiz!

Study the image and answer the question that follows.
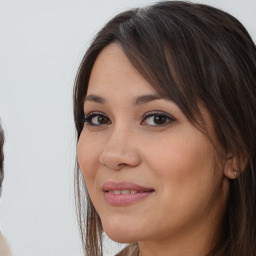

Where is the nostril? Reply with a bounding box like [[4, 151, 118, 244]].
[[99, 140, 141, 170], [100, 161, 128, 170]]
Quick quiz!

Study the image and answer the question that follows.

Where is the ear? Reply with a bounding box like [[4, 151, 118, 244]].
[[224, 156, 238, 179], [224, 154, 248, 179]]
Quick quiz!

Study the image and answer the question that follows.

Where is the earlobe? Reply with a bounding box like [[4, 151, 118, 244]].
[[224, 156, 239, 179], [224, 167, 239, 180], [232, 170, 238, 179], [224, 153, 248, 179]]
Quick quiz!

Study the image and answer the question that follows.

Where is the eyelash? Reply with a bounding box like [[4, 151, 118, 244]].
[[83, 112, 111, 126], [141, 111, 175, 126], [83, 111, 175, 127]]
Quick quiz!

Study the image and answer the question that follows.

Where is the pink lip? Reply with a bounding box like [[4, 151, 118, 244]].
[[102, 182, 154, 206]]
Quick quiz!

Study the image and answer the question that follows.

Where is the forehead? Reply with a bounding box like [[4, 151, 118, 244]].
[[87, 43, 156, 96]]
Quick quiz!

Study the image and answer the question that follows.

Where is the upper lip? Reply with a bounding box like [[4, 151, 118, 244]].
[[102, 182, 154, 192]]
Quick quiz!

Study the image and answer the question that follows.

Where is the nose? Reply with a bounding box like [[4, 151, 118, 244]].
[[99, 127, 141, 170]]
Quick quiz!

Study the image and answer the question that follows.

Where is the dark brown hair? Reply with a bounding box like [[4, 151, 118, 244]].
[[73, 1, 256, 255], [0, 122, 4, 194]]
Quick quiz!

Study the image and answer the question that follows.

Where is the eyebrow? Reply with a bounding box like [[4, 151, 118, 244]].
[[84, 93, 169, 105], [84, 94, 106, 104], [133, 94, 164, 106]]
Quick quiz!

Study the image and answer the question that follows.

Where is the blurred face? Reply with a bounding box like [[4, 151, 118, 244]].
[[77, 43, 229, 248]]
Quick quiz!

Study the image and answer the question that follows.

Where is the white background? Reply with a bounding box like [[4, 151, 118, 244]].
[[0, 0, 255, 256]]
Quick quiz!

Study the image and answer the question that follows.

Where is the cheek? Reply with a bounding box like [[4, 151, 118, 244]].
[[140, 134, 221, 229], [141, 129, 218, 211], [144, 133, 215, 179], [77, 130, 100, 183]]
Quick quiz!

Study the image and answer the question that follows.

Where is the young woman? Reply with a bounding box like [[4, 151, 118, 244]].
[[73, 1, 256, 255]]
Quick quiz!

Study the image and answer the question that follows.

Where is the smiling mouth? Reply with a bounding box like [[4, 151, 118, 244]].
[[108, 190, 141, 194], [102, 182, 155, 206]]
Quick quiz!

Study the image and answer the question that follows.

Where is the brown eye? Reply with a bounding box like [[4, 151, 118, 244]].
[[94, 115, 109, 125], [142, 113, 174, 126], [153, 115, 168, 125], [84, 113, 111, 126]]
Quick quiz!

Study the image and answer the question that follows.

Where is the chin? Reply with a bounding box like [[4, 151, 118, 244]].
[[102, 219, 141, 243]]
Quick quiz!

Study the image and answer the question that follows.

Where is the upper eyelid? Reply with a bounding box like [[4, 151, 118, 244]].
[[83, 112, 111, 126], [84, 111, 108, 117], [142, 111, 175, 120], [83, 111, 109, 123], [84, 110, 174, 117]]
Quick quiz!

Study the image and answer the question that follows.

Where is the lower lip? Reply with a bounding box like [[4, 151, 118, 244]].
[[104, 191, 153, 206]]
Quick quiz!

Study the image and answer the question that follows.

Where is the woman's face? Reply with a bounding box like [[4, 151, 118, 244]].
[[77, 43, 229, 245]]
